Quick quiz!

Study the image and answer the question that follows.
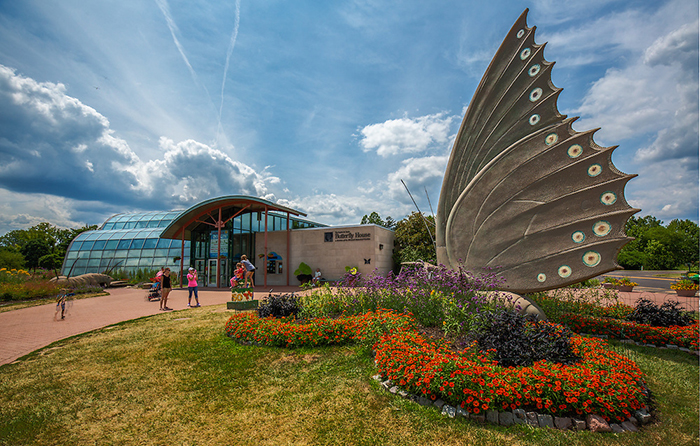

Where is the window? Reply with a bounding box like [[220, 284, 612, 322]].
[[79, 242, 94, 251], [117, 240, 131, 250], [143, 239, 158, 249], [156, 239, 171, 249], [130, 239, 145, 250], [92, 240, 106, 250], [105, 240, 119, 250]]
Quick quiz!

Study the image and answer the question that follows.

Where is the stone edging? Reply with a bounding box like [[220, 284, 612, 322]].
[[372, 375, 652, 433], [588, 334, 699, 355]]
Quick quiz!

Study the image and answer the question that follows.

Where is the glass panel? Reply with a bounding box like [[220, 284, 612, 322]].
[[105, 240, 119, 250], [153, 257, 168, 266], [87, 259, 100, 267], [112, 222, 125, 230], [88, 250, 102, 259], [143, 239, 158, 249], [130, 239, 145, 250], [65, 251, 79, 260], [125, 258, 139, 267], [79, 241, 94, 251], [72, 267, 87, 276], [84, 232, 100, 240], [155, 248, 169, 257], [168, 248, 182, 257], [70, 241, 83, 251], [139, 258, 154, 267], [92, 240, 106, 250], [123, 222, 135, 229], [147, 220, 159, 228], [127, 249, 142, 258], [102, 223, 115, 230], [156, 239, 171, 249], [141, 249, 155, 258], [117, 240, 131, 250], [135, 221, 147, 229], [158, 220, 170, 227], [114, 250, 128, 258], [97, 232, 112, 240]]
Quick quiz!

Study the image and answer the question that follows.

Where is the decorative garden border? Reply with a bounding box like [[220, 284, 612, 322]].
[[225, 309, 659, 433]]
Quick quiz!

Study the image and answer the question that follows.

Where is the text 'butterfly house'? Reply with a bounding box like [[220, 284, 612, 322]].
[[436, 9, 639, 294]]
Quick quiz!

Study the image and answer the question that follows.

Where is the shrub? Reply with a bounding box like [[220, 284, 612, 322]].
[[627, 298, 693, 328], [472, 310, 580, 367], [257, 293, 300, 319]]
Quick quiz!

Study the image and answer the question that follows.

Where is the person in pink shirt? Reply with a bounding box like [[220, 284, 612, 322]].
[[187, 267, 200, 307]]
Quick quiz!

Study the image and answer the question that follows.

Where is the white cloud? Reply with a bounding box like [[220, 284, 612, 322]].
[[0, 64, 278, 226], [359, 112, 455, 157], [386, 155, 448, 203]]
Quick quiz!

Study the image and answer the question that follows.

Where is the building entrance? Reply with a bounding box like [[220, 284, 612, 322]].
[[207, 258, 227, 287]]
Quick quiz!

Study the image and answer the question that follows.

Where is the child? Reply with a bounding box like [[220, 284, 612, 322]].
[[230, 262, 245, 288]]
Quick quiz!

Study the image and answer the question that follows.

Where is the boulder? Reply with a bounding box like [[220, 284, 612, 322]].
[[50, 274, 112, 288]]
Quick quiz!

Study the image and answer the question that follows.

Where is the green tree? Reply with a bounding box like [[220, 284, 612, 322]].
[[0, 247, 25, 270], [20, 239, 52, 272], [360, 212, 397, 230], [39, 252, 64, 277], [392, 212, 436, 266], [617, 215, 698, 270]]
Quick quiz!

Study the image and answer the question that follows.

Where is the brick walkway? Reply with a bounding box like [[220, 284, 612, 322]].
[[0, 285, 695, 367], [0, 286, 301, 366]]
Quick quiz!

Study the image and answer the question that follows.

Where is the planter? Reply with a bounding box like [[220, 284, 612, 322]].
[[675, 289, 698, 297], [602, 283, 613, 289], [231, 287, 254, 302], [227, 300, 258, 310], [615, 286, 634, 292]]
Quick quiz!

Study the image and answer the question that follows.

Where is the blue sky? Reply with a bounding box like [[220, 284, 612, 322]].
[[0, 0, 697, 235]]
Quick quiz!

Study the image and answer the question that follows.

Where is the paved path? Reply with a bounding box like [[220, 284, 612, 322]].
[[0, 285, 695, 367], [0, 286, 301, 366]]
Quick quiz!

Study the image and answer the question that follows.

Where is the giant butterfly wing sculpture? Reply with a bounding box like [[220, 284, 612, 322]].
[[436, 9, 639, 294]]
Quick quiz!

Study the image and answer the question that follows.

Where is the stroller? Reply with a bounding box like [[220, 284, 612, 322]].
[[146, 280, 161, 301]]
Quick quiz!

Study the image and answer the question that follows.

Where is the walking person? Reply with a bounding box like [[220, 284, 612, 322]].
[[187, 267, 200, 307], [160, 268, 172, 311], [240, 255, 256, 288]]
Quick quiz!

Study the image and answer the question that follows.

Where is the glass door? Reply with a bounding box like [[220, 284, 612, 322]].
[[206, 258, 228, 287]]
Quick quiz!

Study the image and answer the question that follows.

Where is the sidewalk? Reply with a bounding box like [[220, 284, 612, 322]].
[[0, 285, 694, 367], [0, 286, 302, 366]]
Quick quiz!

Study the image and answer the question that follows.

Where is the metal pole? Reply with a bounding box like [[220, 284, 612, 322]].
[[217, 207, 222, 287], [264, 206, 268, 287]]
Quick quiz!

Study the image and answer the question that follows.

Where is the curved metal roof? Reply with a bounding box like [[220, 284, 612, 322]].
[[159, 195, 307, 240]]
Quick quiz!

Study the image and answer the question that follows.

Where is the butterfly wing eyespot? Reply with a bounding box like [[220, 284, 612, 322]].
[[436, 9, 638, 293]]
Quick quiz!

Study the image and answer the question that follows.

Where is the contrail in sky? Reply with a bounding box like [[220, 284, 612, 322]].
[[155, 0, 199, 85], [217, 0, 241, 146]]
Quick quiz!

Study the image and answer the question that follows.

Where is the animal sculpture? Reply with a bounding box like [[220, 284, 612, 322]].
[[436, 9, 639, 294]]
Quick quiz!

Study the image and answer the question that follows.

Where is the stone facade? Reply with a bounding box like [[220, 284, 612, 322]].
[[255, 224, 395, 286]]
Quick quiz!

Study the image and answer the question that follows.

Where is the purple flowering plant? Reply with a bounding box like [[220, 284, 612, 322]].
[[300, 263, 508, 334]]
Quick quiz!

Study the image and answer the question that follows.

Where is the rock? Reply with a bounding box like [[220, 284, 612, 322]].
[[666, 344, 679, 349], [513, 409, 526, 420], [486, 409, 499, 425], [371, 375, 382, 381], [679, 347, 690, 353], [499, 411, 515, 426], [610, 423, 624, 433], [417, 396, 432, 407], [554, 416, 572, 430], [621, 421, 638, 432], [51, 273, 112, 288], [644, 344, 656, 348], [471, 412, 485, 423], [381, 380, 392, 390], [433, 399, 445, 409], [456, 407, 469, 419], [627, 416, 638, 426], [621, 339, 635, 344], [526, 412, 539, 427], [398, 390, 408, 398], [441, 405, 456, 418], [572, 419, 586, 431], [389, 386, 399, 394], [586, 414, 611, 433], [537, 414, 554, 428], [635, 409, 652, 424]]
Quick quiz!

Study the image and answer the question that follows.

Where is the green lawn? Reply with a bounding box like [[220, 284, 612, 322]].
[[0, 305, 697, 446]]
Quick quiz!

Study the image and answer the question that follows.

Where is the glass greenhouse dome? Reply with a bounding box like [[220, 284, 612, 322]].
[[61, 211, 188, 277]]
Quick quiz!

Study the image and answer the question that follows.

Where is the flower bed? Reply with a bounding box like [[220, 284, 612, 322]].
[[374, 330, 648, 423], [225, 310, 649, 424], [558, 313, 699, 350], [225, 309, 415, 348]]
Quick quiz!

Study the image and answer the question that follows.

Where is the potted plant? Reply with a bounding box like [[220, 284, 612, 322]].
[[615, 277, 638, 292], [294, 262, 313, 285], [670, 279, 698, 297]]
